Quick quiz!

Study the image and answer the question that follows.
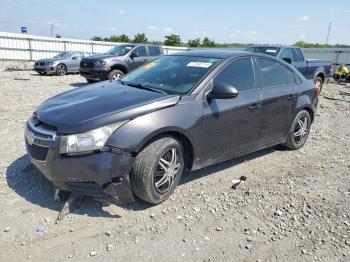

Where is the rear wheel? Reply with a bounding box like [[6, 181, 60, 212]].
[[283, 110, 311, 150], [56, 64, 67, 76], [108, 70, 124, 81], [314, 76, 323, 92], [130, 137, 185, 204]]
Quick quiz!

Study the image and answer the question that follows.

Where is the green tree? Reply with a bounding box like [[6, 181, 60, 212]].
[[164, 34, 182, 46], [109, 34, 130, 42], [187, 38, 201, 47], [202, 37, 216, 48], [133, 33, 148, 43], [91, 36, 103, 41]]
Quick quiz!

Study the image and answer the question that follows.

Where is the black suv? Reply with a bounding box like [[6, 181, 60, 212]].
[[79, 44, 164, 82]]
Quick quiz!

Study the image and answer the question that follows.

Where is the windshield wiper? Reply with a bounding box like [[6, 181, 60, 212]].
[[120, 81, 167, 94]]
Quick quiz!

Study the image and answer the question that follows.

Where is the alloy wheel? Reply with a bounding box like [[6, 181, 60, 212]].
[[293, 116, 308, 144], [57, 64, 67, 76], [154, 147, 181, 194], [112, 73, 121, 80]]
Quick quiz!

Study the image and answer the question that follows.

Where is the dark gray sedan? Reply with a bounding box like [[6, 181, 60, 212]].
[[25, 50, 319, 205], [34, 51, 93, 76]]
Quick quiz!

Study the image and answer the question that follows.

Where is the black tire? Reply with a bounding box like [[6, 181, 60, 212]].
[[86, 79, 97, 84], [314, 76, 323, 92], [56, 64, 67, 76], [108, 69, 124, 81], [333, 74, 341, 83], [283, 110, 311, 150], [130, 136, 185, 204]]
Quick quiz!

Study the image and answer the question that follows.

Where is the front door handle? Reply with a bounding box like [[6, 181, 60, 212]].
[[287, 94, 295, 100], [249, 103, 260, 111]]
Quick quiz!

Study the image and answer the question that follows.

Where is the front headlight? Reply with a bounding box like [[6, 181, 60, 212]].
[[94, 61, 107, 67], [59, 122, 126, 154]]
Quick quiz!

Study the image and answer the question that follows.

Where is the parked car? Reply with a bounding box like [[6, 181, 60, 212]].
[[245, 45, 333, 90], [25, 50, 319, 205], [79, 44, 164, 82], [34, 51, 93, 76]]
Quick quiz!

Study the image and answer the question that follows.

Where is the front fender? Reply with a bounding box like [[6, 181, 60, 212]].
[[106, 98, 201, 157]]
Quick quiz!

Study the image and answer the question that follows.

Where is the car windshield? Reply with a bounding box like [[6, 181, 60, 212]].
[[54, 52, 74, 59], [245, 47, 280, 57], [122, 55, 222, 95], [105, 44, 135, 56]]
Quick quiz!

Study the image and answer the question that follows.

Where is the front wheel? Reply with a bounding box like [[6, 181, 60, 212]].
[[130, 137, 185, 204], [108, 70, 124, 81], [283, 110, 311, 150], [56, 64, 67, 76], [333, 74, 341, 83]]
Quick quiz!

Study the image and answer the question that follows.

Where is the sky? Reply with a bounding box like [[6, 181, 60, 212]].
[[0, 0, 349, 45]]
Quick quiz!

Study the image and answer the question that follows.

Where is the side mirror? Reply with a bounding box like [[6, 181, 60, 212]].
[[206, 83, 238, 99], [282, 57, 292, 64], [130, 52, 139, 59], [71, 56, 78, 60]]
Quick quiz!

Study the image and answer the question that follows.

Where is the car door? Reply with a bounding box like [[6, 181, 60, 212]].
[[254, 57, 299, 146], [70, 52, 83, 72], [129, 46, 149, 70], [292, 48, 308, 78], [148, 46, 162, 62], [200, 57, 262, 165]]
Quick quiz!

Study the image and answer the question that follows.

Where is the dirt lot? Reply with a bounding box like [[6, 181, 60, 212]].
[[0, 70, 349, 262]]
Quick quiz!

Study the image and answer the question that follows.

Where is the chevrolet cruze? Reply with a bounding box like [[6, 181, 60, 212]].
[[25, 50, 319, 204]]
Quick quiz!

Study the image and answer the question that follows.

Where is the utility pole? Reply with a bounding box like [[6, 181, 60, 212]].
[[50, 23, 54, 38], [325, 22, 332, 46]]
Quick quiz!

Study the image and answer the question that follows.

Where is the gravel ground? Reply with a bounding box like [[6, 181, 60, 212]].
[[0, 71, 349, 262]]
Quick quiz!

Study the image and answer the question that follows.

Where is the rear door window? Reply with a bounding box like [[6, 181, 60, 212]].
[[256, 58, 301, 87], [214, 57, 256, 92], [149, 46, 161, 56]]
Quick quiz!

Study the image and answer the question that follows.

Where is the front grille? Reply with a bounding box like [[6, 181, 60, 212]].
[[80, 61, 94, 69], [27, 123, 54, 140], [39, 62, 45, 66], [26, 140, 49, 161]]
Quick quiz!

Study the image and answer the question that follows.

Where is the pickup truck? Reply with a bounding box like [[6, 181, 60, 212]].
[[246, 45, 333, 90], [80, 44, 164, 83]]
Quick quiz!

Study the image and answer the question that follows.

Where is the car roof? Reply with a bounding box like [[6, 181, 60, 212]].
[[248, 45, 296, 49], [169, 50, 250, 59]]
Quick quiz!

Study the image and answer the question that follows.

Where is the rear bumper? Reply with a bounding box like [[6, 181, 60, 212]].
[[24, 121, 135, 204], [79, 69, 109, 81]]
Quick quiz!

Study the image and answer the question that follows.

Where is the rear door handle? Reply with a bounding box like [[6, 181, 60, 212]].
[[287, 94, 295, 100], [249, 103, 260, 111]]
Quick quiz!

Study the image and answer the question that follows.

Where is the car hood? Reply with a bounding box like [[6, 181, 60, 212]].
[[82, 54, 120, 61], [36, 58, 61, 63], [36, 81, 180, 134]]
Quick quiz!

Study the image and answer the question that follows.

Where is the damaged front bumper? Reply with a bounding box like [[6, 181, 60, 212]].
[[24, 121, 135, 204]]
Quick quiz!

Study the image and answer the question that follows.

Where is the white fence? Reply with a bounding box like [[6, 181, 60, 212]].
[[0, 31, 349, 67], [0, 32, 189, 61]]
